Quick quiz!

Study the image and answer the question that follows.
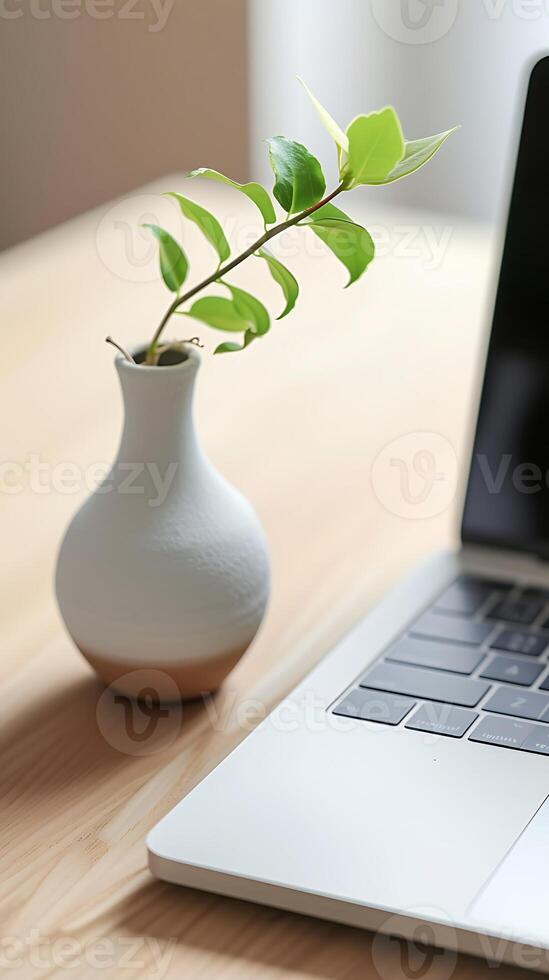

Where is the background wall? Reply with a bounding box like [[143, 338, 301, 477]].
[[248, 0, 549, 221], [5, 0, 549, 252], [0, 0, 248, 251]]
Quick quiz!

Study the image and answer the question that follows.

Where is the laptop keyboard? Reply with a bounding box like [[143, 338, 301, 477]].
[[332, 574, 549, 756]]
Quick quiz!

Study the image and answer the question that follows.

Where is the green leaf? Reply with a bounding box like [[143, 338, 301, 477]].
[[186, 168, 276, 225], [142, 224, 188, 292], [346, 107, 405, 186], [310, 202, 352, 222], [223, 283, 270, 335], [267, 136, 326, 214], [184, 285, 270, 341], [214, 331, 256, 355], [184, 297, 248, 332], [368, 127, 459, 184], [166, 192, 230, 263], [304, 203, 375, 287], [297, 77, 349, 170], [256, 248, 298, 319]]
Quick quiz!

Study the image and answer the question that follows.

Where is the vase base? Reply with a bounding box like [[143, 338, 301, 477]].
[[81, 647, 246, 702]]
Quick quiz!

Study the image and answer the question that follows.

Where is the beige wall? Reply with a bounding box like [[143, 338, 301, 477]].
[[0, 0, 248, 250]]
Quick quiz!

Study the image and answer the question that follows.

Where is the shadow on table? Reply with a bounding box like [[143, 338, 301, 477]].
[[2, 661, 541, 978], [114, 877, 540, 980], [0, 672, 205, 798]]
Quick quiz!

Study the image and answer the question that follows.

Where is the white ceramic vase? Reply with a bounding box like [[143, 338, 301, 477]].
[[55, 347, 271, 700]]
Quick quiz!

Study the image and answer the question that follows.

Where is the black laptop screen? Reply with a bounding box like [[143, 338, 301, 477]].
[[462, 56, 549, 558]]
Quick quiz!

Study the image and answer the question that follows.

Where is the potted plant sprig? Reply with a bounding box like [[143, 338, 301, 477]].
[[55, 81, 457, 701]]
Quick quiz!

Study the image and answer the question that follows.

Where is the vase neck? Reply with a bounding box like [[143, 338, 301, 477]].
[[115, 353, 200, 464]]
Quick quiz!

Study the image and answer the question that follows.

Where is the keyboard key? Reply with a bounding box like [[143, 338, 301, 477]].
[[405, 703, 477, 738], [385, 637, 485, 675], [410, 613, 493, 647], [361, 662, 490, 708], [538, 674, 549, 692], [521, 586, 549, 600], [469, 716, 533, 750], [487, 597, 545, 625], [490, 629, 547, 658], [484, 687, 549, 723], [464, 576, 513, 591], [333, 687, 415, 726], [523, 728, 549, 756], [480, 656, 544, 687], [434, 578, 496, 616]]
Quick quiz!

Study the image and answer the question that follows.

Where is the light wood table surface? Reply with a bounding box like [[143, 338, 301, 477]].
[[1, 178, 531, 978]]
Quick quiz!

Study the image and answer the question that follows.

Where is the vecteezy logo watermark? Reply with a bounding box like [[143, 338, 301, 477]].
[[472, 453, 549, 495], [370, 0, 458, 44], [96, 671, 183, 756], [482, 0, 549, 20], [0, 930, 176, 976], [371, 0, 549, 44], [96, 194, 177, 283], [371, 909, 458, 980], [371, 914, 549, 976], [0, 455, 178, 507], [96, 190, 455, 285], [371, 432, 458, 520], [96, 684, 385, 757], [0, 0, 175, 32], [274, 223, 453, 271]]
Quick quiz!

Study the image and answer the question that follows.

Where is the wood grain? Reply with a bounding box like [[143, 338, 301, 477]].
[[1, 179, 534, 977]]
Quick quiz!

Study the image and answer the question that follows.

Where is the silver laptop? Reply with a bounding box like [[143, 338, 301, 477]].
[[148, 57, 549, 972]]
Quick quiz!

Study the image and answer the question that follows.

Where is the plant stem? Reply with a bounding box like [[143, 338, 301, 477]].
[[105, 336, 136, 364], [145, 183, 345, 364]]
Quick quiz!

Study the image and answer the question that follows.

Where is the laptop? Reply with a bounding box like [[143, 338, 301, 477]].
[[148, 56, 549, 970]]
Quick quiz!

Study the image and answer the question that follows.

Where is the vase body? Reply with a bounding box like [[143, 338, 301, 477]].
[[55, 348, 271, 700]]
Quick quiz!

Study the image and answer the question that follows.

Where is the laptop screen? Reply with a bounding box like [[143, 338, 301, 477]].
[[462, 56, 549, 558]]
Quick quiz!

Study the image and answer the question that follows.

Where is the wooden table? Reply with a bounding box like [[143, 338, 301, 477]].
[[1, 178, 531, 977]]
